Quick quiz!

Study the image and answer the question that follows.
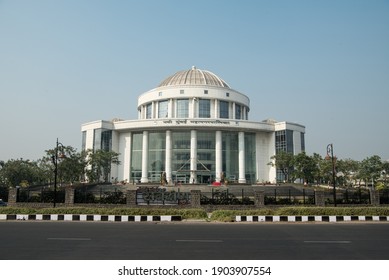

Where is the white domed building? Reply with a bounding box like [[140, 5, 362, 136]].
[[81, 67, 305, 184]]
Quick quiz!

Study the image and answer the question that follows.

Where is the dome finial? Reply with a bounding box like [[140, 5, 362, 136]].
[[192, 66, 196, 70]]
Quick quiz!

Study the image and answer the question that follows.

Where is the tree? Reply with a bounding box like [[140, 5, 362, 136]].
[[293, 152, 318, 184], [269, 151, 294, 183], [359, 155, 383, 188], [0, 159, 44, 188], [86, 149, 120, 183], [42, 146, 88, 185]]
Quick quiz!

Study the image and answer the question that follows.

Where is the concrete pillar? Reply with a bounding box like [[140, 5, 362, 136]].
[[370, 189, 380, 206], [215, 131, 222, 182], [215, 100, 219, 118], [190, 130, 197, 184], [238, 131, 246, 183], [190, 190, 201, 208], [141, 131, 149, 183], [126, 190, 137, 207], [165, 130, 172, 185], [168, 99, 174, 118], [254, 190, 265, 207], [7, 188, 17, 206], [315, 190, 325, 206], [65, 186, 75, 206]]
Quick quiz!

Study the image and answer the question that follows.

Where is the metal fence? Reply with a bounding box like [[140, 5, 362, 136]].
[[201, 189, 255, 205], [74, 186, 126, 204], [136, 187, 190, 205], [264, 188, 315, 205], [379, 189, 389, 204], [322, 188, 371, 205], [0, 186, 8, 202], [16, 188, 65, 204]]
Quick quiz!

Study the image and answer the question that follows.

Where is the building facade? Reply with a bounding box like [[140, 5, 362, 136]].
[[81, 67, 305, 184]]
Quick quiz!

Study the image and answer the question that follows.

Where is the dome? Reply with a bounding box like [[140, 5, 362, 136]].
[[158, 66, 230, 89]]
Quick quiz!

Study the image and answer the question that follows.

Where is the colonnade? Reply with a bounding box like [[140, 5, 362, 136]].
[[139, 129, 247, 184]]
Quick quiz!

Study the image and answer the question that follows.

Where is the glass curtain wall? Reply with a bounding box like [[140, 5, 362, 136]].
[[275, 129, 294, 182], [130, 133, 143, 183], [197, 131, 215, 183], [148, 132, 166, 182], [176, 99, 189, 118], [158, 100, 168, 118], [199, 99, 211, 118], [93, 129, 112, 151], [172, 131, 190, 183], [245, 133, 256, 183], [220, 101, 229, 119], [222, 132, 239, 180]]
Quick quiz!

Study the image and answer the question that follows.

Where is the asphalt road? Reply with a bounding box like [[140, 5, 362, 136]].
[[1, 221, 388, 260]]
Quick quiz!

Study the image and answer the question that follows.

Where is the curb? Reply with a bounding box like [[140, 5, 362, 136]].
[[0, 214, 182, 222], [235, 215, 389, 222]]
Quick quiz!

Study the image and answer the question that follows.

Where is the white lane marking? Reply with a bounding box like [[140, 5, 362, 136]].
[[47, 238, 92, 241], [176, 240, 223, 243], [304, 241, 351, 244]]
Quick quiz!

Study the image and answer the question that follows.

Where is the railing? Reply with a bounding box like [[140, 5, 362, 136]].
[[16, 188, 65, 203], [74, 187, 126, 204], [200, 189, 254, 205], [323, 188, 371, 205], [264, 188, 315, 205], [136, 187, 190, 205]]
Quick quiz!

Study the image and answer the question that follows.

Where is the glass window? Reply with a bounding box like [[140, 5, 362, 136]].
[[131, 133, 143, 182], [158, 100, 168, 118], [245, 133, 256, 183], [235, 104, 241, 120], [204, 90, 208, 94], [180, 89, 184, 94], [177, 99, 189, 118], [148, 132, 166, 180], [219, 101, 229, 119], [81, 131, 86, 151], [301, 132, 305, 152], [222, 132, 239, 180], [93, 129, 112, 151], [199, 99, 211, 118], [146, 103, 152, 119]]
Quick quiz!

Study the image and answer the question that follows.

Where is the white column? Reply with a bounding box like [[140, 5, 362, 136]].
[[238, 131, 246, 183], [215, 131, 222, 182], [191, 98, 197, 119], [168, 99, 174, 118], [190, 130, 197, 184], [215, 100, 219, 119], [141, 131, 149, 183], [118, 132, 131, 183], [232, 102, 236, 119], [165, 130, 172, 185]]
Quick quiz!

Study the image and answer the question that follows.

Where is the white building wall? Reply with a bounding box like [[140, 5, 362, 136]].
[[293, 131, 302, 155], [118, 132, 131, 183], [256, 132, 276, 183]]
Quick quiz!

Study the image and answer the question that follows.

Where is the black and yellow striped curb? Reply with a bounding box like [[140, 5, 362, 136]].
[[236, 215, 389, 222], [0, 214, 181, 222]]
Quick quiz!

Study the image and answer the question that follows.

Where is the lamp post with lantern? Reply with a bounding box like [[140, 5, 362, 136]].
[[52, 138, 66, 208], [326, 144, 337, 207]]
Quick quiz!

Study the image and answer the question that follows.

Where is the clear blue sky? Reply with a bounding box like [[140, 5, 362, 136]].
[[1, 0, 388, 162]]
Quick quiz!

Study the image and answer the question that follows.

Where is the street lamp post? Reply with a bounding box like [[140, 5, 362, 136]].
[[52, 138, 65, 208], [327, 143, 337, 207]]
